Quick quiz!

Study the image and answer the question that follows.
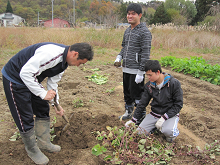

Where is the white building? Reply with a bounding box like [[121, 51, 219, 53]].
[[0, 13, 25, 27]]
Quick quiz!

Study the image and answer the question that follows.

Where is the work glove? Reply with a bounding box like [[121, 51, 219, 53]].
[[125, 120, 135, 127], [135, 74, 144, 84], [155, 117, 165, 131], [114, 58, 121, 67]]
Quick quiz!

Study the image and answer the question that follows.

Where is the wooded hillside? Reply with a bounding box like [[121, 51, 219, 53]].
[[0, 0, 219, 28]]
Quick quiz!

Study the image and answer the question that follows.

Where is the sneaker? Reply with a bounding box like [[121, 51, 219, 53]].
[[166, 137, 176, 143]]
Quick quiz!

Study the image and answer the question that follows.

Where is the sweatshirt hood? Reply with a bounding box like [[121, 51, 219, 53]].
[[150, 73, 172, 88]]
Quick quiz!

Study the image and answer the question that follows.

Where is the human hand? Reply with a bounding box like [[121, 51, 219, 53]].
[[125, 120, 135, 127], [155, 117, 165, 131], [44, 90, 56, 100], [54, 104, 64, 116], [114, 58, 121, 67], [135, 74, 144, 84]]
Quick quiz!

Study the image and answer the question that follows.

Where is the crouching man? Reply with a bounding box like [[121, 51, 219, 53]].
[[125, 60, 183, 142]]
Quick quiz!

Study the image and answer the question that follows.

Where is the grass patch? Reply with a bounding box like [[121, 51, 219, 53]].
[[190, 47, 220, 55], [0, 49, 21, 65]]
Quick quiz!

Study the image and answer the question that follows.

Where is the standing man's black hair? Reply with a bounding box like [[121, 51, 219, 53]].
[[126, 3, 142, 15]]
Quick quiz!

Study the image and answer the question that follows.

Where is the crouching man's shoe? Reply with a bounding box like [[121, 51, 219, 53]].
[[166, 137, 176, 143], [118, 104, 134, 120]]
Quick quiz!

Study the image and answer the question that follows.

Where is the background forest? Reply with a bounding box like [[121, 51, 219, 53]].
[[0, 0, 220, 29]]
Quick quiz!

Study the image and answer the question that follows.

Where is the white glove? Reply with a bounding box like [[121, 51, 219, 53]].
[[114, 58, 121, 67], [135, 74, 144, 84], [115, 58, 120, 63], [125, 120, 135, 127], [155, 117, 165, 131]]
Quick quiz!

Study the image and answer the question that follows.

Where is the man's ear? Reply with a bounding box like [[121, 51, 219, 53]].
[[72, 51, 79, 57], [139, 13, 142, 18]]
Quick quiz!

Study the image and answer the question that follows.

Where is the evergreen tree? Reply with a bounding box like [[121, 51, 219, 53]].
[[190, 0, 213, 25], [164, 0, 197, 25], [6, 0, 13, 13], [116, 2, 128, 23], [150, 3, 170, 25]]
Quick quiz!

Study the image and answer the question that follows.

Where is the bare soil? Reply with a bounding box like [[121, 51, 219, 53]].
[[0, 60, 220, 164]]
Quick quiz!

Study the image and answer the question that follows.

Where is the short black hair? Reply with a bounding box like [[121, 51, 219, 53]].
[[126, 3, 142, 15], [145, 60, 162, 73], [70, 42, 94, 61]]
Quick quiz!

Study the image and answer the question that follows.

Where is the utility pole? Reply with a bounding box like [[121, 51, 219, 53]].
[[52, 0, 54, 27], [38, 11, 39, 26], [73, 0, 75, 26], [116, 16, 117, 29]]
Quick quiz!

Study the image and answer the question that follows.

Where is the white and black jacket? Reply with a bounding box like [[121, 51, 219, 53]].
[[116, 22, 152, 75], [2, 42, 69, 100]]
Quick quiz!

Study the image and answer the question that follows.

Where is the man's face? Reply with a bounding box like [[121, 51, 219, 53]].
[[67, 51, 88, 66], [146, 70, 160, 82], [71, 58, 88, 67], [127, 11, 142, 26]]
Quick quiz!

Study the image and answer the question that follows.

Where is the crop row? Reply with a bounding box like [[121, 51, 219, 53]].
[[160, 56, 220, 85]]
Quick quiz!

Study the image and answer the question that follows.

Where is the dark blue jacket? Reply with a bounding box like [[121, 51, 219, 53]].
[[2, 42, 69, 99]]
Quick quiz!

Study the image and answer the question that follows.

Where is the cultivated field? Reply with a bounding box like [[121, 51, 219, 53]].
[[0, 27, 220, 164]]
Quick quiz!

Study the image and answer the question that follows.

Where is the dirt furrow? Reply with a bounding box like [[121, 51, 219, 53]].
[[163, 68, 220, 144]]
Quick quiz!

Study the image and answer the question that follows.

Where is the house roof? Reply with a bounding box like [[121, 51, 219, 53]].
[[0, 13, 24, 20]]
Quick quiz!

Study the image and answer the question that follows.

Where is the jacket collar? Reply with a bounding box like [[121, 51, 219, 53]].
[[129, 22, 146, 30], [62, 46, 70, 69], [150, 72, 171, 88]]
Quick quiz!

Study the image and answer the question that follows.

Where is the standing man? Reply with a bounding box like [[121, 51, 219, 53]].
[[2, 42, 93, 165], [125, 60, 183, 142], [114, 3, 152, 120]]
